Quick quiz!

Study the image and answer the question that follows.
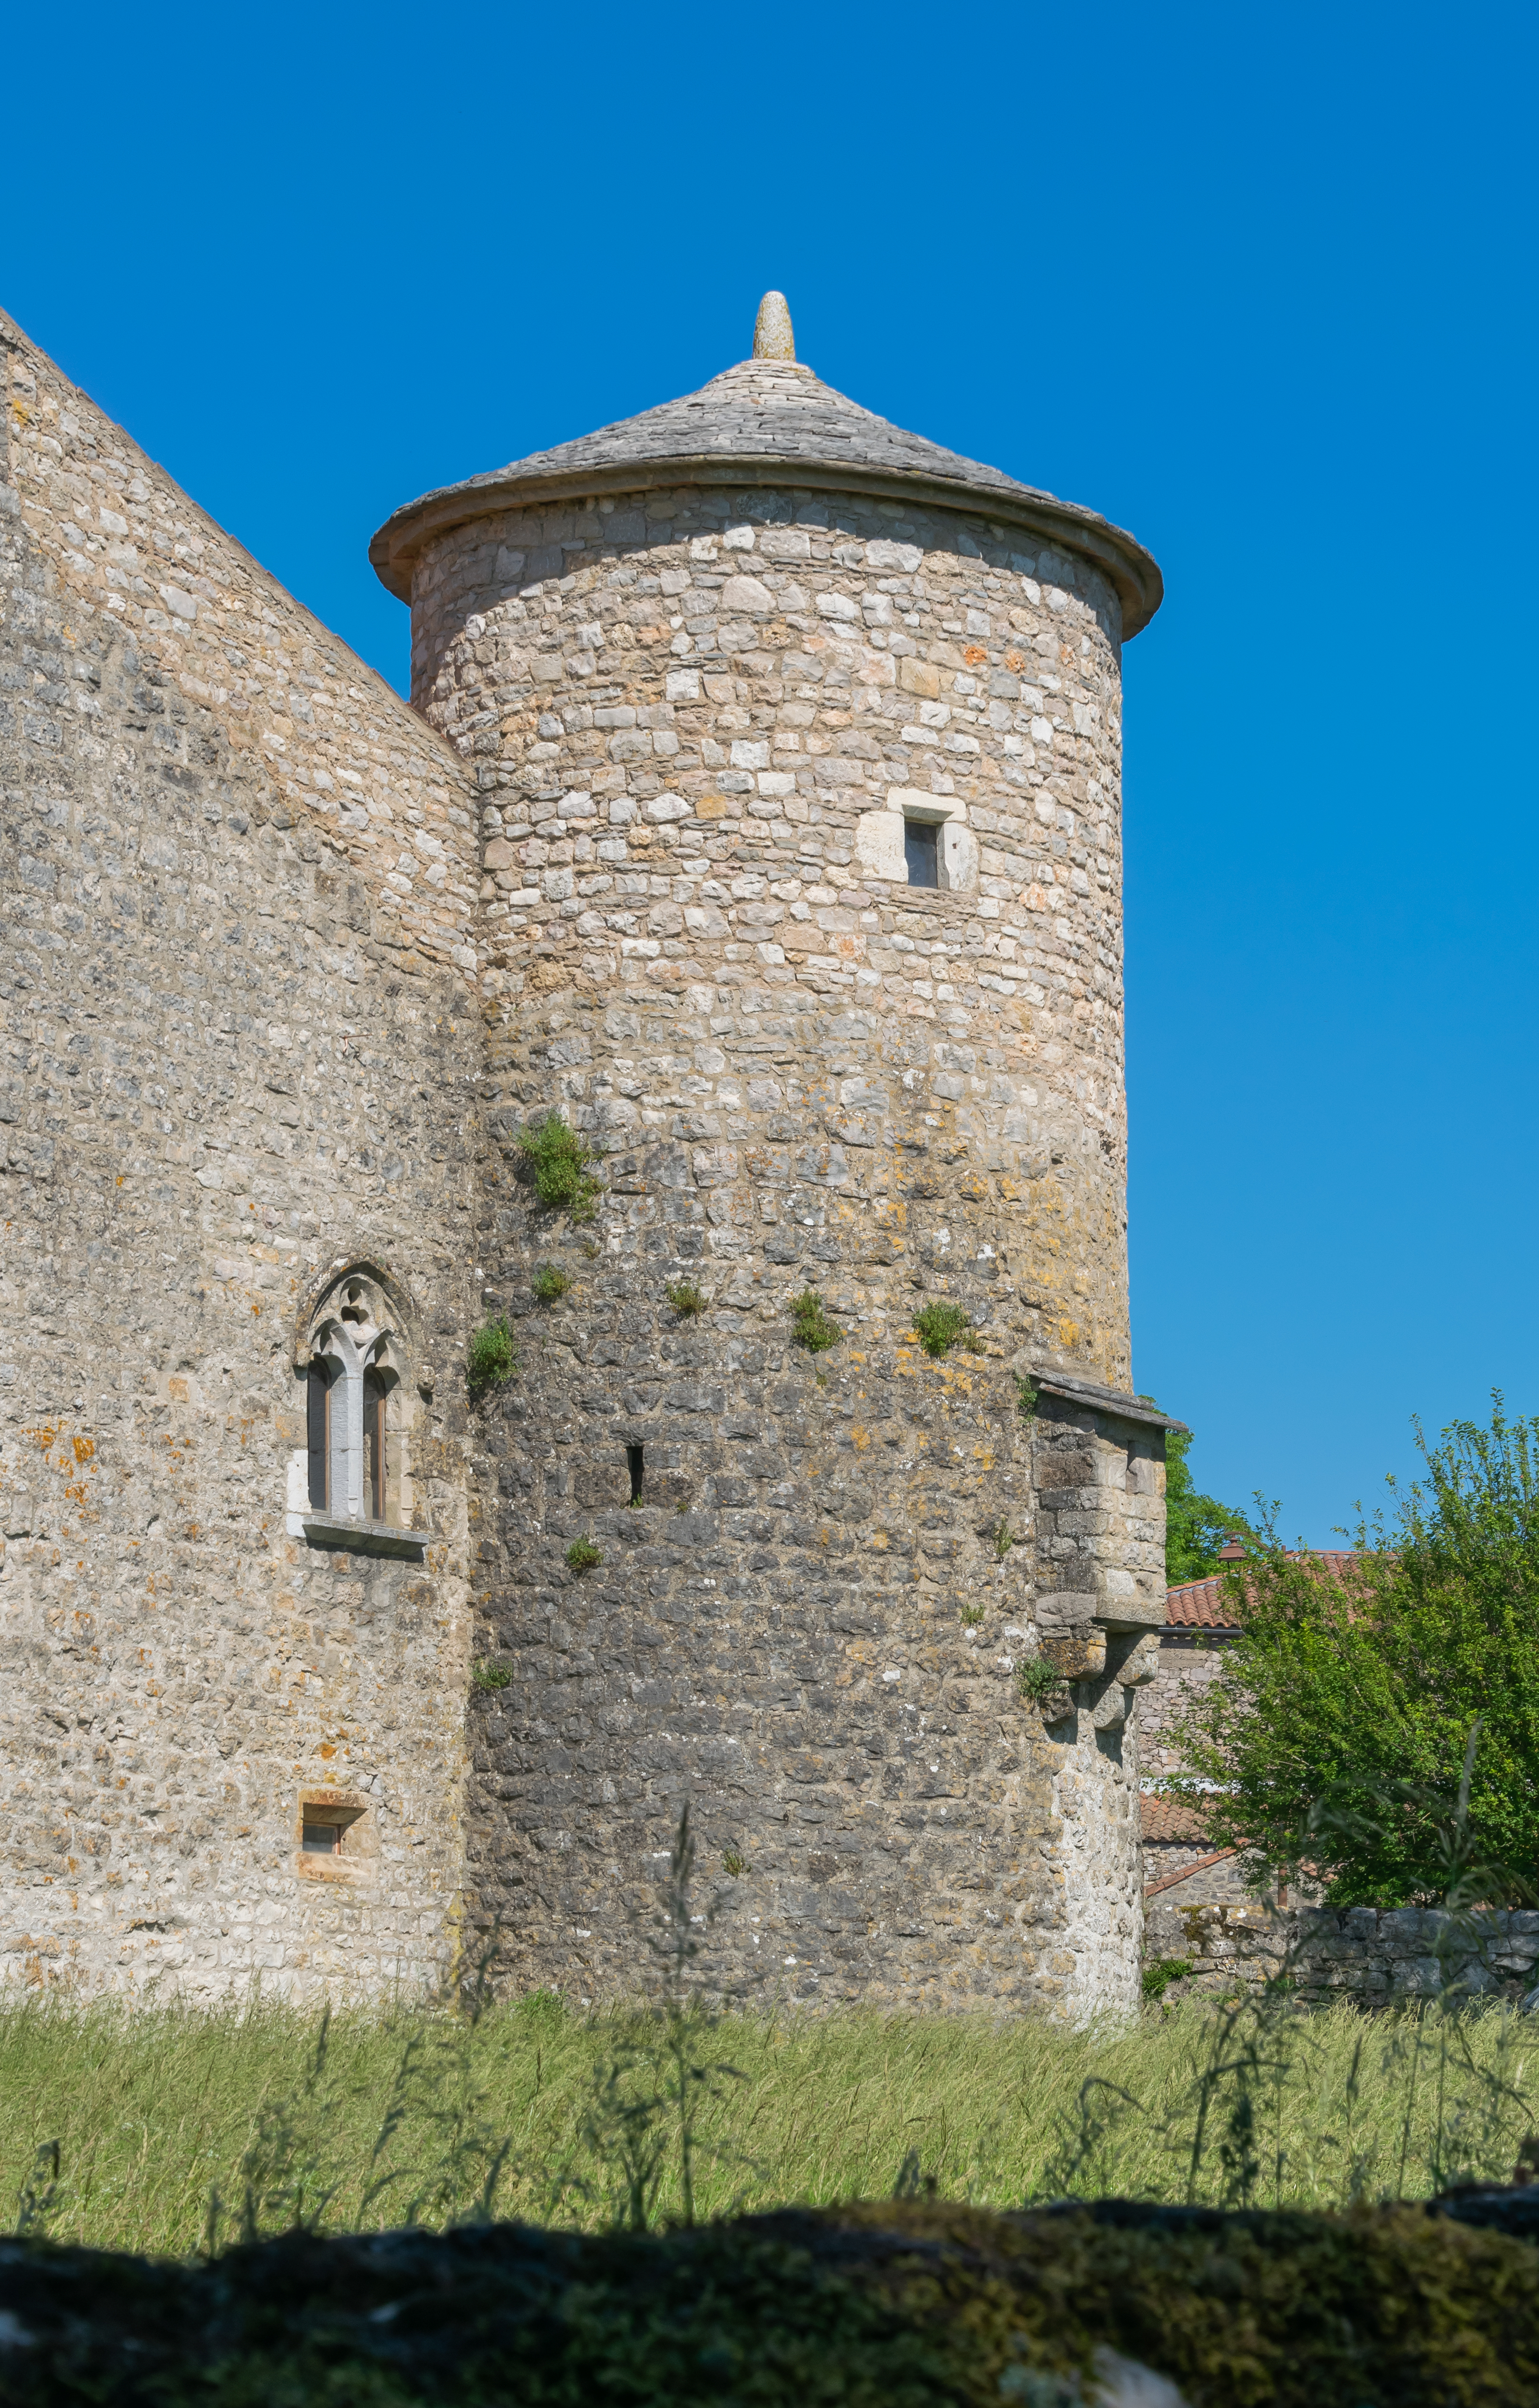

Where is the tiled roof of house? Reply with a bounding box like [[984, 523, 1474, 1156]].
[[1141, 1795, 1212, 1843], [1164, 1550, 1358, 1630]]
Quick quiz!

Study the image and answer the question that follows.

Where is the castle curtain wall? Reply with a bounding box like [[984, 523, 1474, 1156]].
[[0, 311, 480, 1999]]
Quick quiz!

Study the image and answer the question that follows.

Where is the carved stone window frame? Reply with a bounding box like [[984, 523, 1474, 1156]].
[[853, 787, 980, 893], [294, 1787, 378, 1886], [287, 1258, 434, 1560]]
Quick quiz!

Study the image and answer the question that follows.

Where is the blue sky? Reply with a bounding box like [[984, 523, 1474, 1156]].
[[6, 1, 1534, 1539]]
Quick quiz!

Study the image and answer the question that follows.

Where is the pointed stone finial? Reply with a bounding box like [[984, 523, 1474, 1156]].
[[752, 291, 795, 362]]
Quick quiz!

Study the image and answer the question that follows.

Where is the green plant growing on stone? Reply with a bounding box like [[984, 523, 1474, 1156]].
[[992, 1518, 1016, 1561], [912, 1302, 980, 1359], [531, 1265, 569, 1305], [466, 1315, 516, 1400], [565, 1539, 603, 1575], [666, 1279, 706, 1318], [790, 1290, 841, 1354], [518, 1113, 602, 1221], [1018, 1655, 1065, 1705], [722, 1850, 748, 1878], [1017, 1374, 1039, 1419], [959, 1603, 986, 1628], [627, 1492, 645, 1511], [1142, 1957, 1194, 2005], [471, 1661, 512, 1692]]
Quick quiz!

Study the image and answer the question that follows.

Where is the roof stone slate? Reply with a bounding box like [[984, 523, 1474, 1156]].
[[443, 359, 1059, 506], [370, 357, 1163, 635]]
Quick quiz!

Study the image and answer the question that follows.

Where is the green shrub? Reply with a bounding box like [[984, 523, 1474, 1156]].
[[912, 1302, 981, 1359], [531, 1265, 570, 1304], [471, 1661, 513, 1692], [1017, 1374, 1039, 1418], [518, 1113, 602, 1220], [466, 1315, 516, 1399], [666, 1280, 706, 1318], [789, 1291, 842, 1354], [1018, 1656, 1066, 1705], [722, 1850, 748, 1878], [1141, 1956, 1193, 2003], [959, 1603, 986, 1628], [565, 1539, 603, 1575], [1168, 1396, 1539, 1904], [992, 1519, 1016, 1560]]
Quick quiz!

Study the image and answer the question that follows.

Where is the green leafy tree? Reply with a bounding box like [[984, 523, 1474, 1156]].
[[1164, 1427, 1251, 1584], [1166, 1397, 1539, 1905]]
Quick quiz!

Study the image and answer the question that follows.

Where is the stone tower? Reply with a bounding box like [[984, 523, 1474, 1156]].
[[372, 297, 1176, 2020]]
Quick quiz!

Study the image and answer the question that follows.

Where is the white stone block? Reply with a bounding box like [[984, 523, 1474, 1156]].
[[854, 810, 905, 881], [886, 785, 964, 824], [720, 574, 773, 616], [941, 822, 979, 891]]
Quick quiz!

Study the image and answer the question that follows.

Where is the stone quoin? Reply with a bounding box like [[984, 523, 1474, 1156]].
[[0, 292, 1175, 2017]]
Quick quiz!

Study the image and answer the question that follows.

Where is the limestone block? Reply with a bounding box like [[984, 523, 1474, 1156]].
[[854, 810, 905, 881], [942, 821, 980, 892]]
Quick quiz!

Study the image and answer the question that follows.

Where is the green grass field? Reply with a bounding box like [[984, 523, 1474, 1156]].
[[1, 1990, 1532, 2254]]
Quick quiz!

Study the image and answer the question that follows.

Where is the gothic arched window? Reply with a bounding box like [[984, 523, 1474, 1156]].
[[294, 1267, 426, 1557]]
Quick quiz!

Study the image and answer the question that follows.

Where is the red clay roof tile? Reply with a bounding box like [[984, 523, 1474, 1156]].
[[1141, 1795, 1213, 1842], [1164, 1549, 1357, 1629]]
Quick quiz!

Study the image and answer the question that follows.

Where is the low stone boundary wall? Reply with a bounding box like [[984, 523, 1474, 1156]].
[[1145, 1901, 1539, 2005]]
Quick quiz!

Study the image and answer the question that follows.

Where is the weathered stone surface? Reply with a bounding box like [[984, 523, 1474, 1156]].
[[1147, 1902, 1539, 2003], [402, 350, 1170, 2022], [0, 301, 1169, 2019], [0, 307, 480, 2000]]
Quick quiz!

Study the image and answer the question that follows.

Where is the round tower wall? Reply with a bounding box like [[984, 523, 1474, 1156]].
[[412, 481, 1151, 2020]]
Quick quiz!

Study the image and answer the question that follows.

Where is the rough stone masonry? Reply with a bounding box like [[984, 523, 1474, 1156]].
[[1, 293, 1173, 2018]]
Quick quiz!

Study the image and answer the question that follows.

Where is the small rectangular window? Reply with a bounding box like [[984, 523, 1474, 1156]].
[[627, 1443, 645, 1503], [904, 819, 939, 888], [301, 1819, 342, 1854]]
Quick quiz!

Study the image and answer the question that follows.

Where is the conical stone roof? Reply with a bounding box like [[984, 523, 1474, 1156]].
[[371, 351, 1161, 637]]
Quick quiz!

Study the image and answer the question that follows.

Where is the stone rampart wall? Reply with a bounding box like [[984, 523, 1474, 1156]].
[[1, 307, 479, 982], [0, 312, 481, 2000], [1147, 1901, 1539, 2005]]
